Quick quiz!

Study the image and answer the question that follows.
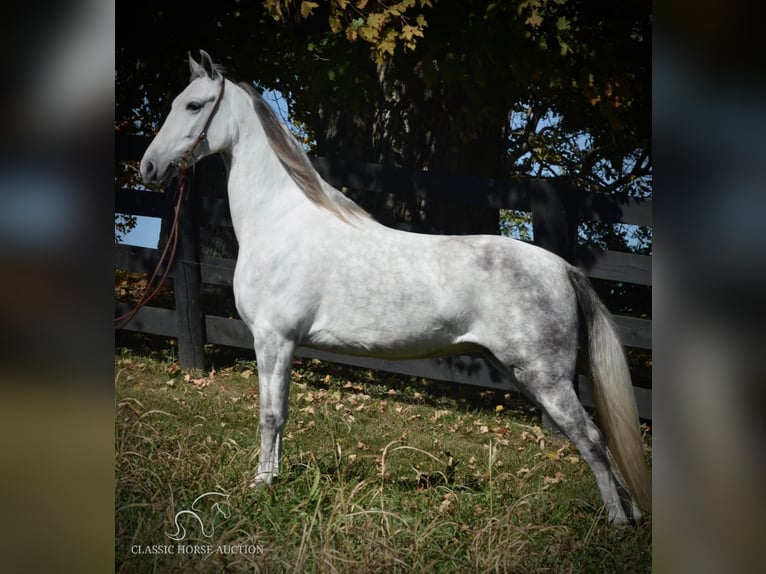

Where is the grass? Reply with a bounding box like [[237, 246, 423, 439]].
[[115, 343, 651, 573]]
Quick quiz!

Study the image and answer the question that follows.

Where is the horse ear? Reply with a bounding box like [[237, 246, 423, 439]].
[[188, 52, 205, 80], [198, 49, 221, 80], [188, 50, 220, 81]]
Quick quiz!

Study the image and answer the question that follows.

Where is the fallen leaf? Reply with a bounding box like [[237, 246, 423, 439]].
[[431, 410, 450, 422], [543, 471, 566, 486]]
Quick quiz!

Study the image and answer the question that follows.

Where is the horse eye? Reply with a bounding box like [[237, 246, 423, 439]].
[[186, 101, 203, 112]]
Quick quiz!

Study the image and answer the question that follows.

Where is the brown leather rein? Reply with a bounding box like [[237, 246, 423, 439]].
[[116, 78, 226, 330]]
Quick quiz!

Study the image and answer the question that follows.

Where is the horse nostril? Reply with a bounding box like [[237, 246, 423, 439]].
[[141, 160, 156, 183]]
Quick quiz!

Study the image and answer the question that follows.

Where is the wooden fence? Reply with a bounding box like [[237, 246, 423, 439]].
[[115, 134, 652, 419]]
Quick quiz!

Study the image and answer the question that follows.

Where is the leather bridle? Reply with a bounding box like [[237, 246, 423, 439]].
[[177, 77, 226, 176], [116, 78, 226, 330]]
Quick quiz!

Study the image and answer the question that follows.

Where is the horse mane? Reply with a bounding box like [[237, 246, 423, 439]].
[[238, 82, 369, 224]]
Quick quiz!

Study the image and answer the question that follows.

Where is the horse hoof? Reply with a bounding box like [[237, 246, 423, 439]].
[[249, 473, 277, 489]]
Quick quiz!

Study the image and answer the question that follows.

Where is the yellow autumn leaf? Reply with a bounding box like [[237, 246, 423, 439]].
[[358, 24, 378, 43], [329, 15, 342, 33], [401, 24, 424, 41], [300, 1, 319, 19], [367, 12, 384, 30], [525, 12, 543, 28], [379, 38, 396, 57]]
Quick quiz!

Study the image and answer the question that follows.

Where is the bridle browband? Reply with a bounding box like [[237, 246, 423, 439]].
[[115, 77, 226, 330]]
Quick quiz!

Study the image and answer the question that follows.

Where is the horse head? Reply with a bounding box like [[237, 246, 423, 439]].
[[140, 50, 227, 187]]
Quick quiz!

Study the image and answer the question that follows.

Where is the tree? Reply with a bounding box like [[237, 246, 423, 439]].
[[117, 0, 651, 236]]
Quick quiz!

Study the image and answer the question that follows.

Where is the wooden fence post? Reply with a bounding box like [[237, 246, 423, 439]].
[[530, 178, 580, 432], [174, 175, 207, 370]]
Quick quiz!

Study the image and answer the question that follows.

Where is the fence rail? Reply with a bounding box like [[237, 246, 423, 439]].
[[115, 134, 652, 419]]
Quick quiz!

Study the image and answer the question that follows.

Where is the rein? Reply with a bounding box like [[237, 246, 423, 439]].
[[115, 78, 226, 330]]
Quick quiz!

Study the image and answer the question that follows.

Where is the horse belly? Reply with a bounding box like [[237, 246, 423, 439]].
[[304, 269, 479, 359], [303, 322, 481, 360]]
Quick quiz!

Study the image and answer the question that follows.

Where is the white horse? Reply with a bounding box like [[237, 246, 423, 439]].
[[140, 50, 650, 525]]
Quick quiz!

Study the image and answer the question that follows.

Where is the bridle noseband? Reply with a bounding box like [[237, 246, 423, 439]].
[[116, 77, 226, 330]]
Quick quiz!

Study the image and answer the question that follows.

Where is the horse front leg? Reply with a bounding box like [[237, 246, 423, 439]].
[[250, 337, 295, 488]]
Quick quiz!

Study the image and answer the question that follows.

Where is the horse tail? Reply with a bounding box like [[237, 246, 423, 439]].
[[568, 266, 651, 513]]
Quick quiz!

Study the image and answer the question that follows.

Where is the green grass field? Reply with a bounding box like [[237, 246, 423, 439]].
[[115, 344, 651, 573]]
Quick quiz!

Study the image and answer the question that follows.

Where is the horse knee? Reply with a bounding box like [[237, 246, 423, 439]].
[[260, 408, 286, 433]]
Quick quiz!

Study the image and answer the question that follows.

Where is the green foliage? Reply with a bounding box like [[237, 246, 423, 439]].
[[116, 0, 651, 242], [500, 209, 533, 241]]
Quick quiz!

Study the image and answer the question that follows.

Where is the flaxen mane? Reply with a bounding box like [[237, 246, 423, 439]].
[[238, 82, 369, 224]]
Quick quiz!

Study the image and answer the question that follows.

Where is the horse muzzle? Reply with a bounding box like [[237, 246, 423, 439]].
[[140, 156, 177, 188]]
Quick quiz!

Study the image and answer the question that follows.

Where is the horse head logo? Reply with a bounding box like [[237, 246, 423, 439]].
[[166, 492, 231, 541]]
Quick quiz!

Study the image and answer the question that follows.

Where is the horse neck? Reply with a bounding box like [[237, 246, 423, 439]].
[[223, 86, 311, 245]]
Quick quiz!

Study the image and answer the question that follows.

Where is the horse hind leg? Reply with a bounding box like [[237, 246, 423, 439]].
[[511, 367, 632, 525]]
